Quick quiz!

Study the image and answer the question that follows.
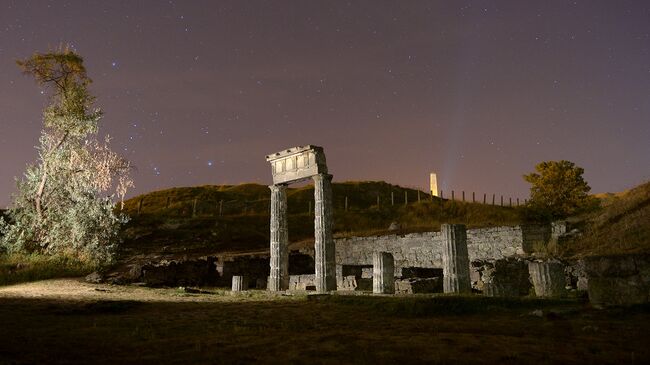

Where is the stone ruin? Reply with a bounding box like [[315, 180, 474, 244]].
[[266, 145, 336, 293], [373, 252, 395, 294], [86, 145, 649, 306]]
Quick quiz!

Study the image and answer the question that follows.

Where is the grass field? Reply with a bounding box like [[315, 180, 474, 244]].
[[0, 253, 96, 286], [0, 279, 648, 364]]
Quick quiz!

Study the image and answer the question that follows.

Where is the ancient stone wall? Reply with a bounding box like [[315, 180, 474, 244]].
[[331, 224, 550, 277], [584, 253, 650, 306]]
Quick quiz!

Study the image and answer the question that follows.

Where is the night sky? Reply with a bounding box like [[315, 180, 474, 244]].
[[1, 1, 649, 207]]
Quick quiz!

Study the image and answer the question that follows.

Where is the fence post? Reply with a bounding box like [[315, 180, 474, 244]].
[[404, 191, 408, 206], [451, 190, 455, 201], [509, 197, 512, 207], [192, 198, 197, 217], [462, 191, 465, 202], [500, 195, 503, 206], [517, 198, 520, 206], [137, 198, 144, 215], [345, 196, 348, 211], [377, 194, 380, 208], [166, 196, 170, 209], [219, 200, 223, 216], [391, 191, 394, 206], [417, 190, 421, 203], [483, 193, 486, 204]]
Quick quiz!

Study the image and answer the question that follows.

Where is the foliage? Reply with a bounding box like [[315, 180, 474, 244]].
[[0, 253, 96, 286], [523, 160, 596, 220], [0, 46, 133, 264]]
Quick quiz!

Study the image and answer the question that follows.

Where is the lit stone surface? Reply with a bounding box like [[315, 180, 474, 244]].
[[329, 225, 550, 277], [441, 224, 471, 294], [266, 145, 336, 293], [528, 260, 566, 298], [231, 275, 247, 291], [268, 184, 288, 291], [373, 252, 395, 294], [313, 173, 337, 292], [265, 145, 328, 185]]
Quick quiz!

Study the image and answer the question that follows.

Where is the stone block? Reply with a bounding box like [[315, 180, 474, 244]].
[[265, 145, 327, 185], [337, 275, 358, 291], [473, 258, 531, 297], [232, 275, 247, 291], [441, 224, 471, 294], [288, 274, 316, 291], [584, 254, 650, 306], [373, 252, 395, 294], [528, 260, 566, 298]]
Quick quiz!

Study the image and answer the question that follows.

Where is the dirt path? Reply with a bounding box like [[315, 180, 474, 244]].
[[0, 278, 284, 303]]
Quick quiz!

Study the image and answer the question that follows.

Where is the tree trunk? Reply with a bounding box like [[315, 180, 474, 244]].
[[35, 162, 48, 219]]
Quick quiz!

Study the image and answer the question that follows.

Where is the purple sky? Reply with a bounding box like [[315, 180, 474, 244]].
[[1, 1, 649, 207]]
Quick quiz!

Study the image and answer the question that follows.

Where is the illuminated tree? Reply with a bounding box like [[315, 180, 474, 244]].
[[524, 160, 595, 219], [0, 46, 133, 263]]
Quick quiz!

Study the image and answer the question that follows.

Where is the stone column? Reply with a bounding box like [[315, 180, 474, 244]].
[[373, 252, 395, 294], [232, 275, 247, 291], [441, 224, 471, 294], [269, 184, 289, 291], [313, 173, 336, 293], [528, 260, 566, 298]]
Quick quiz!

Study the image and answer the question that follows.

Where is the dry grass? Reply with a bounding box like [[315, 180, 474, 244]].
[[0, 253, 96, 286], [119, 182, 524, 258], [568, 181, 650, 257], [0, 279, 648, 364]]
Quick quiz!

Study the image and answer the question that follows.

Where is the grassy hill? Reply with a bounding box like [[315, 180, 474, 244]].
[[568, 181, 650, 256], [119, 181, 524, 258]]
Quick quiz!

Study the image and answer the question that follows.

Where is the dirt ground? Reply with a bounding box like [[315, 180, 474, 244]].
[[0, 279, 648, 365]]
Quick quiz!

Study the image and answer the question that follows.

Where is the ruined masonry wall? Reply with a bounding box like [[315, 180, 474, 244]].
[[334, 225, 548, 277]]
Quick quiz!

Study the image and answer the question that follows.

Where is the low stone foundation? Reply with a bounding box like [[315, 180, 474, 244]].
[[566, 260, 589, 292], [584, 253, 650, 306], [395, 278, 443, 294], [528, 260, 567, 298], [472, 257, 531, 297], [139, 258, 218, 287], [288, 274, 316, 291]]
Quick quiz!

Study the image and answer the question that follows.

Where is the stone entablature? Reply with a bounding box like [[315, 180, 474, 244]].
[[265, 145, 328, 185]]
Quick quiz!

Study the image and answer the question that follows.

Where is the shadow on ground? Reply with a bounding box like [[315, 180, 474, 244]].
[[0, 291, 648, 365]]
